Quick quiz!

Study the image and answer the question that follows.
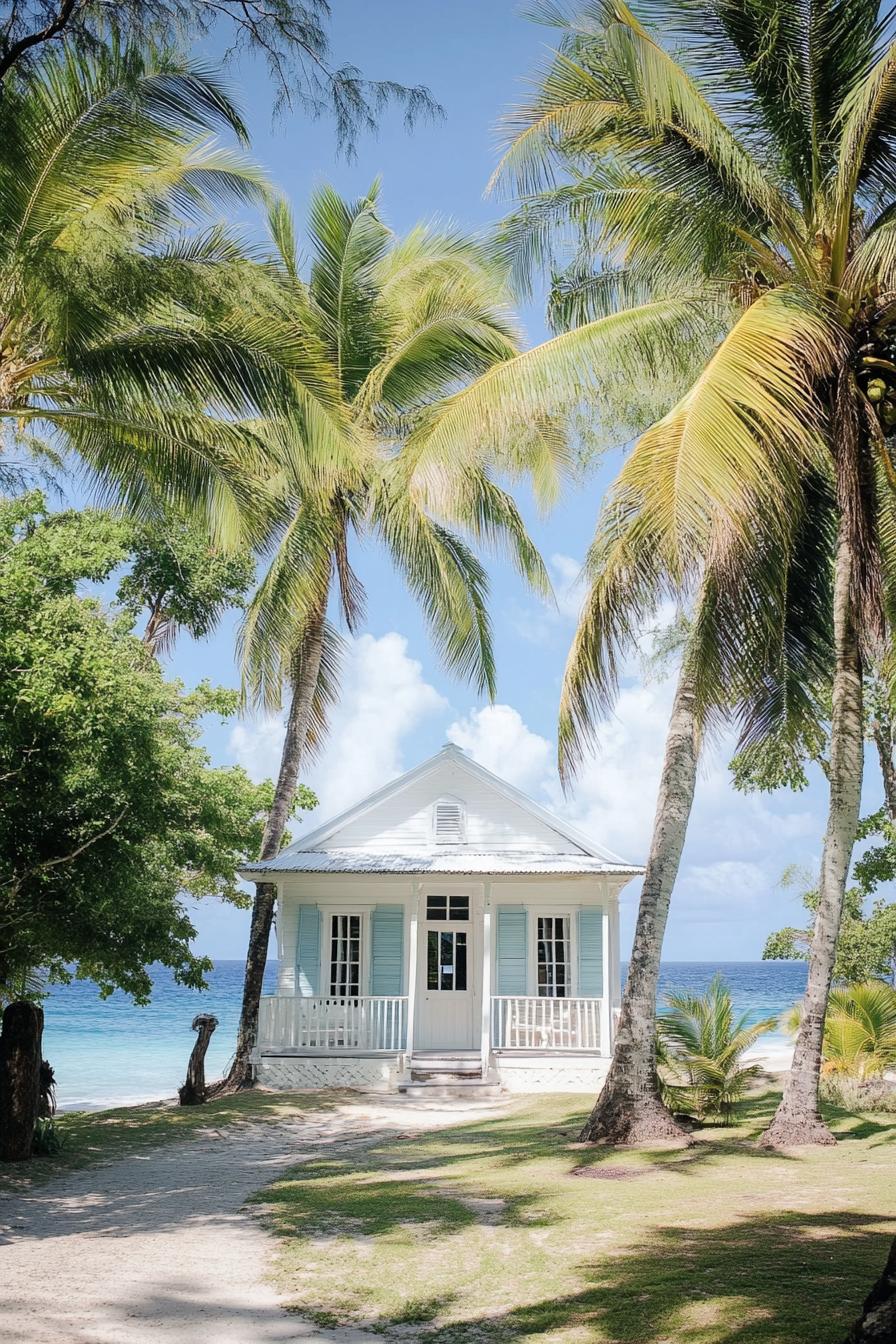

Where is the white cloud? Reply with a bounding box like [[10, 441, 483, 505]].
[[229, 631, 446, 822], [228, 716, 287, 786], [548, 677, 681, 861], [447, 704, 552, 793], [675, 859, 771, 923]]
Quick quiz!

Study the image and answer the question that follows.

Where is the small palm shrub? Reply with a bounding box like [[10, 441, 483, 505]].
[[32, 1117, 65, 1156], [787, 980, 896, 1082], [657, 975, 778, 1123]]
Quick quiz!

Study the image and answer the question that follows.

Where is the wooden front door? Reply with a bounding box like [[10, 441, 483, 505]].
[[416, 891, 477, 1050]]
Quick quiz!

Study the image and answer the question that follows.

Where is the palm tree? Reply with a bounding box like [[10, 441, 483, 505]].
[[465, 0, 896, 1146], [0, 43, 337, 542], [788, 980, 896, 1080], [657, 974, 778, 1123], [222, 184, 557, 1088]]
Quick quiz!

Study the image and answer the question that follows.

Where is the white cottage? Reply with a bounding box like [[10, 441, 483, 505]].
[[241, 744, 642, 1094]]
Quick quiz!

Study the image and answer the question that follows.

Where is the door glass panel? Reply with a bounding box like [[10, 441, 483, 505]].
[[455, 931, 467, 990], [537, 915, 569, 998], [440, 931, 454, 989], [426, 929, 468, 990]]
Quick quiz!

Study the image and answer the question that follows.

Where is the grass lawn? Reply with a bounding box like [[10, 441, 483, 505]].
[[259, 1089, 896, 1344], [0, 1090, 334, 1190]]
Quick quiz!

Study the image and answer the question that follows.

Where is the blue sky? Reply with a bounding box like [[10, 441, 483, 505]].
[[151, 1, 887, 961]]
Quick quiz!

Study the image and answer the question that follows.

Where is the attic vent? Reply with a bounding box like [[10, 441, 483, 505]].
[[434, 799, 465, 845]]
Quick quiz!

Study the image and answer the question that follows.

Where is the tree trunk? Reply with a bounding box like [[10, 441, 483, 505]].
[[871, 715, 896, 822], [842, 1238, 896, 1342], [579, 664, 700, 1144], [0, 1000, 44, 1162], [218, 604, 327, 1092], [761, 527, 863, 1147], [179, 1014, 218, 1105]]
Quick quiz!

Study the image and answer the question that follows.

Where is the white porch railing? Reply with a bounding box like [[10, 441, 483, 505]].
[[258, 996, 407, 1053], [491, 996, 602, 1052]]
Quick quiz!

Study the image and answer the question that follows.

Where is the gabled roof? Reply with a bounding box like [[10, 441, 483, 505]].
[[242, 744, 642, 878]]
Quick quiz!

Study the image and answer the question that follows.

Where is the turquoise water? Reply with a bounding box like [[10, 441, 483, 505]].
[[41, 959, 808, 1110]]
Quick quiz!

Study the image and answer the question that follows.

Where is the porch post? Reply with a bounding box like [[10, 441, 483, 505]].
[[480, 881, 492, 1078], [405, 880, 421, 1058], [600, 898, 612, 1057], [609, 895, 622, 1039]]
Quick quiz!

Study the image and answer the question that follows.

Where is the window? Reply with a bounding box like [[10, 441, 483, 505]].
[[433, 798, 465, 844], [426, 893, 469, 921], [537, 916, 570, 998], [427, 930, 467, 990], [329, 914, 361, 997]]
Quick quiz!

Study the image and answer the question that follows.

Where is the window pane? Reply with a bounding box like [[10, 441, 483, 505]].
[[427, 931, 439, 990], [427, 894, 447, 920], [536, 915, 569, 998], [449, 895, 469, 920], [455, 932, 467, 990], [330, 914, 362, 998]]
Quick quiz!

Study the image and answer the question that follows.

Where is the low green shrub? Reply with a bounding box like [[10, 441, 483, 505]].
[[819, 1074, 896, 1112], [32, 1117, 66, 1156]]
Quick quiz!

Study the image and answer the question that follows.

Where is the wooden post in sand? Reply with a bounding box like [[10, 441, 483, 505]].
[[178, 1014, 218, 1106]]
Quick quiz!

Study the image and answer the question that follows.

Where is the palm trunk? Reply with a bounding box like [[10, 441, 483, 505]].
[[219, 604, 326, 1091], [579, 663, 700, 1144], [761, 526, 863, 1147]]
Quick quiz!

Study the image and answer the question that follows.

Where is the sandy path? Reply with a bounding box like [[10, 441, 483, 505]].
[[0, 1095, 503, 1344]]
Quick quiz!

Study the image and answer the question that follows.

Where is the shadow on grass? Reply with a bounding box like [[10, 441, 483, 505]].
[[258, 1092, 811, 1246], [373, 1211, 892, 1343]]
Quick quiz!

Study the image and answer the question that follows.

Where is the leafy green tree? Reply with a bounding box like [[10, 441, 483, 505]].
[[221, 183, 558, 1088], [766, 865, 896, 986], [0, 493, 313, 1002], [485, 0, 896, 1147], [0, 3, 441, 143], [117, 512, 255, 656]]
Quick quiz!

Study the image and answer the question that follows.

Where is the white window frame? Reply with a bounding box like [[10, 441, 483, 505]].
[[432, 795, 466, 845], [527, 908, 577, 999], [319, 908, 369, 999]]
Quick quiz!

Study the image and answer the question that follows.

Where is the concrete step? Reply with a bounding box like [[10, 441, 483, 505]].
[[409, 1054, 482, 1075], [410, 1070, 483, 1083], [398, 1079, 503, 1100]]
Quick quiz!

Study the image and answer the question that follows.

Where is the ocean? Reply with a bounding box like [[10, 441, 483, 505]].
[[41, 960, 808, 1111]]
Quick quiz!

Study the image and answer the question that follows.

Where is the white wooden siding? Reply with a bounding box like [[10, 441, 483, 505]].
[[327, 763, 584, 854]]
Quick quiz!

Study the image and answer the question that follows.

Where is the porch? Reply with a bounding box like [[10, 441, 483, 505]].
[[256, 992, 605, 1060]]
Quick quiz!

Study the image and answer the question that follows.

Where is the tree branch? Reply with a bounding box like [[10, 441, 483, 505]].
[[0, 806, 128, 893], [0, 0, 82, 84]]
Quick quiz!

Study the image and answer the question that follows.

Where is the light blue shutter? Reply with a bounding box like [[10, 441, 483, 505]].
[[370, 906, 404, 995], [495, 907, 528, 995], [577, 907, 604, 997], [296, 904, 321, 996]]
